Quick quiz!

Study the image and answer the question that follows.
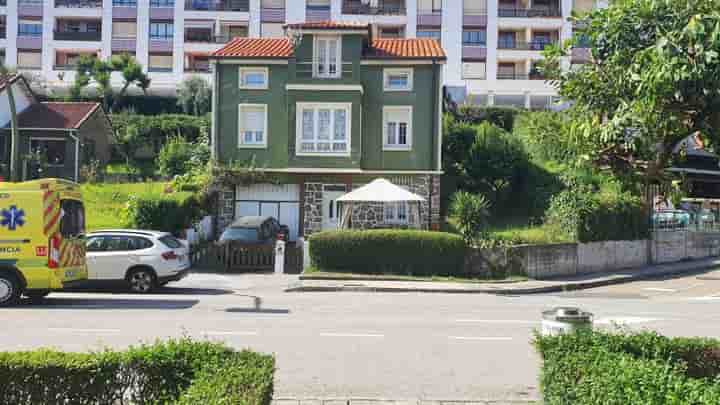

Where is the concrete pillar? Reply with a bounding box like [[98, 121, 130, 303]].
[[487, 91, 495, 105], [486, 0, 498, 81], [136, 0, 150, 71], [41, 0, 54, 75], [330, 0, 342, 21], [525, 26, 532, 43], [524, 91, 531, 109], [560, 0, 573, 71], [101, 0, 113, 60], [173, 0, 185, 85], [405, 0, 417, 38], [5, 0, 18, 68], [440, 0, 462, 84], [286, 0, 306, 24], [249, 0, 261, 37]]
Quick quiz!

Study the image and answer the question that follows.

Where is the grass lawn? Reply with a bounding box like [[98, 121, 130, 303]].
[[303, 267, 528, 283], [444, 216, 572, 245], [81, 182, 193, 231]]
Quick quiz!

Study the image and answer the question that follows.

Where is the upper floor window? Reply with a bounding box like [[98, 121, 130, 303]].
[[314, 36, 341, 79], [417, 29, 441, 41], [238, 104, 268, 148], [113, 0, 137, 6], [112, 21, 137, 38], [18, 23, 42, 37], [150, 0, 174, 6], [383, 68, 413, 92], [297, 103, 351, 156], [383, 106, 413, 151], [378, 26, 405, 39], [418, 0, 442, 12], [463, 30, 486, 46], [239, 67, 268, 89], [150, 22, 174, 40]]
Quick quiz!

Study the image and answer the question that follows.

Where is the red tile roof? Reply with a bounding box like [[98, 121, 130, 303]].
[[212, 37, 293, 58], [366, 39, 446, 60], [15, 102, 101, 130], [283, 21, 369, 30]]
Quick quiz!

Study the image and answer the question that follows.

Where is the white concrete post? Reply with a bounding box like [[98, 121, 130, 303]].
[[101, 0, 113, 60], [301, 237, 311, 271], [136, 0, 151, 70], [440, 0, 463, 85], [6, 0, 18, 68], [486, 0, 499, 82], [41, 0, 55, 75], [405, 0, 417, 38], [286, 0, 306, 24], [249, 0, 261, 37], [274, 239, 286, 274], [173, 0, 185, 84]]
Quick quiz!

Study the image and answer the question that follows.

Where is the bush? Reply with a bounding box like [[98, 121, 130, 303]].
[[450, 191, 490, 244], [309, 230, 467, 277], [159, 137, 195, 177], [0, 338, 274, 405], [453, 105, 520, 131], [124, 194, 203, 234], [535, 330, 720, 404]]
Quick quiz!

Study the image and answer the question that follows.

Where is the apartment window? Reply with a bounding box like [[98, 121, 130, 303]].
[[296, 103, 351, 156], [238, 104, 268, 148], [262, 0, 284, 7], [417, 30, 441, 41], [498, 31, 516, 48], [261, 23, 284, 38], [239, 67, 268, 89], [150, 0, 174, 6], [30, 139, 66, 166], [384, 202, 408, 224], [383, 106, 413, 151], [462, 62, 486, 79], [418, 0, 442, 12], [112, 21, 137, 38], [307, 0, 330, 9], [17, 51, 41, 69], [150, 22, 174, 40], [148, 53, 173, 71], [378, 26, 405, 39], [463, 30, 486, 46], [18, 23, 42, 37], [464, 0, 486, 13], [113, 0, 137, 6], [226, 25, 249, 38], [314, 36, 341, 78], [383, 68, 413, 92]]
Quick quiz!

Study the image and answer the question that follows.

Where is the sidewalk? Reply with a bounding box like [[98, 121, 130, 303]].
[[285, 258, 720, 294]]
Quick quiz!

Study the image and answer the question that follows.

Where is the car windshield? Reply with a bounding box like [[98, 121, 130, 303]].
[[219, 227, 258, 242], [159, 235, 183, 249]]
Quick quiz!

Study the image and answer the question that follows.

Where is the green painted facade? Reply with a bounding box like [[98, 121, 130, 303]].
[[214, 32, 442, 172]]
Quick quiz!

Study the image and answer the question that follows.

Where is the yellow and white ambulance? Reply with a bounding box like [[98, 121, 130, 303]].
[[0, 178, 88, 306]]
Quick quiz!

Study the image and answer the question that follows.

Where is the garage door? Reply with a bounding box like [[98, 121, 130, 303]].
[[235, 184, 300, 241]]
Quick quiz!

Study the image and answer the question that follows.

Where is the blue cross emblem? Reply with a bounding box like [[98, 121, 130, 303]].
[[1, 205, 26, 231]]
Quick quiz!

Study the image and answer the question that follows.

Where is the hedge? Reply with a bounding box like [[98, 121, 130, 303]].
[[309, 230, 466, 276], [124, 194, 203, 235], [535, 330, 720, 404], [0, 338, 275, 405]]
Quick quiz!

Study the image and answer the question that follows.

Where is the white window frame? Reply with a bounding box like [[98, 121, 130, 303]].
[[239, 67, 269, 89], [313, 35, 342, 79], [384, 201, 409, 224], [295, 102, 352, 157], [383, 68, 413, 92], [238, 104, 268, 149], [382, 106, 413, 151]]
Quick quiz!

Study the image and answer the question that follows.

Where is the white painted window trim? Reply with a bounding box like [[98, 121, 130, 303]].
[[313, 35, 342, 79], [238, 67, 269, 90], [295, 102, 352, 157], [382, 106, 413, 151], [238, 104, 268, 149], [383, 68, 414, 92], [384, 201, 409, 224]]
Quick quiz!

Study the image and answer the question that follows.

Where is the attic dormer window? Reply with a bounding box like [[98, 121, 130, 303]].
[[314, 35, 341, 78]]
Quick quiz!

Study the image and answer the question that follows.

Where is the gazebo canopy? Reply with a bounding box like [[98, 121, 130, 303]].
[[337, 178, 425, 203]]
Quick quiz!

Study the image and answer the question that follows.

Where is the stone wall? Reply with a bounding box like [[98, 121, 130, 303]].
[[303, 183, 323, 236], [215, 185, 235, 233]]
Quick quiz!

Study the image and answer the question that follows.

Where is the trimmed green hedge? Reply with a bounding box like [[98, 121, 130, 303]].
[[124, 194, 203, 235], [0, 338, 274, 405], [535, 330, 720, 404], [309, 230, 467, 276]]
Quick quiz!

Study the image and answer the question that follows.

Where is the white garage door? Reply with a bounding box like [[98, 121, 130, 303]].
[[235, 184, 300, 241]]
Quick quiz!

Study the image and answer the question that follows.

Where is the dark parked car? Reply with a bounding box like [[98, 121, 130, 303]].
[[219, 216, 289, 244]]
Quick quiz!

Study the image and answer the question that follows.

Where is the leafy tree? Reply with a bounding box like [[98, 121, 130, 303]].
[[70, 54, 150, 111], [177, 76, 212, 116], [543, 0, 720, 183], [450, 191, 491, 244]]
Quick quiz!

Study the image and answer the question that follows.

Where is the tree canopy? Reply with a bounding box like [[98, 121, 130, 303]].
[[71, 54, 150, 111], [544, 0, 720, 181]]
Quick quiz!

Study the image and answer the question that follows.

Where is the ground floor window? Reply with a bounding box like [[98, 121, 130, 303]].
[[384, 201, 408, 224], [30, 138, 66, 166]]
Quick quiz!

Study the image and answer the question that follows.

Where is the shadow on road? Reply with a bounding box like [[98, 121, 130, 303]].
[[18, 297, 199, 310], [225, 307, 290, 314], [62, 287, 235, 296]]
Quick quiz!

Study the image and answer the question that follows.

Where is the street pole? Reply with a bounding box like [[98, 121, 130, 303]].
[[1, 66, 20, 182]]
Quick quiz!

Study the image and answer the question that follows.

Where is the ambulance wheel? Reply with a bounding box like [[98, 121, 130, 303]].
[[0, 273, 22, 307], [25, 290, 50, 302]]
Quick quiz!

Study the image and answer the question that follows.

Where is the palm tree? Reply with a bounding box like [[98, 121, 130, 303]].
[[0, 64, 20, 182]]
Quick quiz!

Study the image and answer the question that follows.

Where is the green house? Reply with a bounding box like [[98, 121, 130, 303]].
[[210, 22, 445, 240]]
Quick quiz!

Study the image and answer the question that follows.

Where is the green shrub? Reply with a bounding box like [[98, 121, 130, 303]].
[[309, 230, 467, 277], [450, 191, 490, 244], [159, 137, 195, 177], [0, 338, 274, 405], [124, 194, 203, 234], [453, 105, 520, 131], [535, 330, 720, 404]]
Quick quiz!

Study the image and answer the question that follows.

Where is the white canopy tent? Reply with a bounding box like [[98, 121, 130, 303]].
[[336, 178, 426, 229]]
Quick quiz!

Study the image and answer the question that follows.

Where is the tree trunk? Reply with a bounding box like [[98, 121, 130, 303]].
[[112, 81, 131, 112]]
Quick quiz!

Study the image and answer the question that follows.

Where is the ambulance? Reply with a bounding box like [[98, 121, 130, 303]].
[[0, 179, 88, 306]]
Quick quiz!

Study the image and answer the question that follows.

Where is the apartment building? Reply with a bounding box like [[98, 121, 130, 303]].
[[0, 0, 604, 106]]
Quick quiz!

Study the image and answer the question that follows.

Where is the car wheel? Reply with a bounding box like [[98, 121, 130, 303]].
[[0, 273, 22, 307], [25, 290, 50, 302], [127, 269, 157, 293]]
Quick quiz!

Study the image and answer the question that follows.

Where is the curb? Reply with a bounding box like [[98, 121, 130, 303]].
[[286, 261, 720, 295], [298, 275, 526, 285]]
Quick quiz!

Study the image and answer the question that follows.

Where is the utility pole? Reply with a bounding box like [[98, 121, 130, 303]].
[[1, 65, 20, 182]]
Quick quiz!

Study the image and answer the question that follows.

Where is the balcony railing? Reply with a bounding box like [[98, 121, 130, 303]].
[[342, 0, 405, 15], [185, 0, 249, 11], [54, 31, 102, 41], [112, 0, 137, 5], [306, 5, 331, 22], [261, 6, 285, 22], [185, 64, 211, 72], [184, 33, 229, 43], [498, 7, 561, 17], [150, 0, 174, 5], [55, 0, 102, 7], [149, 67, 173, 72], [0, 29, 5, 39], [497, 72, 529, 80], [295, 61, 354, 80], [497, 40, 558, 50]]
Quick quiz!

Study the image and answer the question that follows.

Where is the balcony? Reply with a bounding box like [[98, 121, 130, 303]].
[[306, 5, 331, 22], [112, 37, 136, 51], [342, 0, 405, 15], [463, 11, 487, 26], [498, 40, 557, 50], [417, 10, 441, 26], [18, 0, 43, 17], [54, 31, 102, 41], [185, 32, 229, 43], [261, 7, 285, 23], [185, 0, 249, 12], [497, 72, 530, 80], [55, 0, 102, 7], [462, 46, 486, 60], [185, 59, 211, 72], [0, 29, 5, 40], [498, 7, 561, 17]]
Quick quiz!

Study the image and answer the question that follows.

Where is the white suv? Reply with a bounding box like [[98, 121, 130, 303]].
[[85, 230, 191, 293]]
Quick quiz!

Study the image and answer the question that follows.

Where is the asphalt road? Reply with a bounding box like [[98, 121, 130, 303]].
[[3, 270, 720, 402]]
